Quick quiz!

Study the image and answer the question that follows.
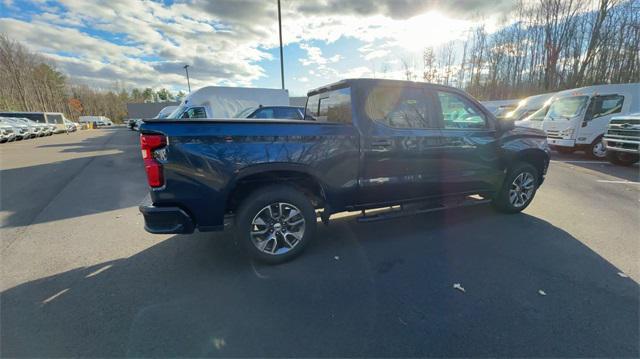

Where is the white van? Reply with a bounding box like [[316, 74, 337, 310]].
[[479, 99, 520, 118], [167, 86, 290, 119], [542, 83, 640, 158], [0, 111, 68, 133], [516, 102, 552, 131], [506, 92, 556, 122], [79, 116, 113, 126]]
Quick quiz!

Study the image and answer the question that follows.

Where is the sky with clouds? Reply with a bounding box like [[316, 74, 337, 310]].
[[0, 0, 516, 96]]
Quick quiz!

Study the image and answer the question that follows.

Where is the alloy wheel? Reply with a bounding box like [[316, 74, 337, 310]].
[[250, 202, 305, 255], [509, 172, 535, 208]]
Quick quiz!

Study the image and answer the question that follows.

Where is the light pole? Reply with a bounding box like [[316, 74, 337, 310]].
[[183, 64, 191, 92], [277, 0, 285, 90]]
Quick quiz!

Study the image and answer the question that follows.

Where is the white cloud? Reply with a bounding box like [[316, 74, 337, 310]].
[[0, 0, 516, 93], [342, 66, 372, 78], [299, 43, 342, 66]]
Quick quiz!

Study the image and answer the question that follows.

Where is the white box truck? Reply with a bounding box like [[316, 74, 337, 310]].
[[166, 86, 290, 119], [542, 83, 640, 158], [79, 116, 113, 126]]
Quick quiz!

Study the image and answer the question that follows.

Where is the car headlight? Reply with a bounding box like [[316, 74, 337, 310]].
[[560, 128, 574, 137]]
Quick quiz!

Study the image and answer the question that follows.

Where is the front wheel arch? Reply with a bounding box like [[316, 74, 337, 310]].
[[508, 149, 549, 187]]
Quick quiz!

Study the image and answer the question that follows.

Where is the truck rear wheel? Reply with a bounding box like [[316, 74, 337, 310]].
[[606, 151, 639, 166], [492, 162, 539, 214], [235, 185, 316, 264]]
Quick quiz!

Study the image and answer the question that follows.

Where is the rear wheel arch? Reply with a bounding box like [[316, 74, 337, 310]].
[[225, 166, 327, 214]]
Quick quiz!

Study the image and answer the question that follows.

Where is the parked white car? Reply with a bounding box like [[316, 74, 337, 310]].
[[0, 122, 16, 142], [542, 83, 640, 158], [64, 119, 78, 132], [0, 117, 30, 140], [0, 112, 68, 133]]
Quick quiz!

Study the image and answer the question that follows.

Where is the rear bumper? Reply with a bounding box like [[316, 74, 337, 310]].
[[139, 196, 195, 234]]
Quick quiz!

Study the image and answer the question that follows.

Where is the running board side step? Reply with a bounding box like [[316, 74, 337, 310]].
[[356, 195, 492, 223]]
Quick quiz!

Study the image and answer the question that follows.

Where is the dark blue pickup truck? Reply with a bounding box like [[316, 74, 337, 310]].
[[139, 79, 550, 263]]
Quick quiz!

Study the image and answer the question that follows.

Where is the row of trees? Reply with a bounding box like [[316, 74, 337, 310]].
[[0, 35, 182, 122], [407, 0, 640, 99], [2, 0, 639, 116]]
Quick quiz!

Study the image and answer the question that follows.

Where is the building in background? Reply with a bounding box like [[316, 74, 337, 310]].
[[126, 102, 180, 119]]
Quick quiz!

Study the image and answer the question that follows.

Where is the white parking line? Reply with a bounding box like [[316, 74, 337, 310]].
[[597, 180, 640, 185], [552, 160, 607, 164]]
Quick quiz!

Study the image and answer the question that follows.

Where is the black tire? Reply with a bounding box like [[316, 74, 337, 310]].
[[606, 151, 639, 166], [492, 162, 539, 213], [586, 136, 606, 159], [235, 185, 316, 264]]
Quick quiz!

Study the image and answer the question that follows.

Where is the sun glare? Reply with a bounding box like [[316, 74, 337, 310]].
[[394, 11, 471, 53]]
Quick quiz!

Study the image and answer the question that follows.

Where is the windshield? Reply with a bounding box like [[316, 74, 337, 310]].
[[547, 96, 588, 119], [167, 104, 187, 119], [505, 99, 530, 119], [494, 106, 516, 118], [523, 105, 549, 121]]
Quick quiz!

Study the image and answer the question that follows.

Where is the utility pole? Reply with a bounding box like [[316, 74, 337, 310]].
[[277, 0, 285, 90], [183, 64, 191, 92]]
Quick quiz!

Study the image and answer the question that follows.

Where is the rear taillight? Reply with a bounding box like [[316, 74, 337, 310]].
[[140, 134, 167, 188]]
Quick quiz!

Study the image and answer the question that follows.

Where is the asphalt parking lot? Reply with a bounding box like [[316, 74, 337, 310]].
[[1, 128, 638, 357]]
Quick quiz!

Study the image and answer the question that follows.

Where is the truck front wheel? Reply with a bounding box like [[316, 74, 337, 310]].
[[606, 151, 639, 166], [235, 185, 317, 264], [587, 137, 607, 159], [492, 162, 539, 213]]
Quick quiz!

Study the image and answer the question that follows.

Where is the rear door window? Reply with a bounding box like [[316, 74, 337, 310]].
[[364, 86, 438, 129]]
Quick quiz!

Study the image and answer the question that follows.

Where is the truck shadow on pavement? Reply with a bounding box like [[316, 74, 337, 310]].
[[1, 206, 638, 357], [0, 129, 147, 230], [35, 128, 125, 153]]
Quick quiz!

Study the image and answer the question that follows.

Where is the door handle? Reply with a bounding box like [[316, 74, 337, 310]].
[[371, 139, 392, 148]]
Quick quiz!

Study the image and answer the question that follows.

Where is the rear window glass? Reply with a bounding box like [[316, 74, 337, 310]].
[[305, 88, 352, 124], [274, 107, 302, 120]]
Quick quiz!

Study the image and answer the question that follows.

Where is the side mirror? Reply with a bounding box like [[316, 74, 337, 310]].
[[497, 117, 515, 132]]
